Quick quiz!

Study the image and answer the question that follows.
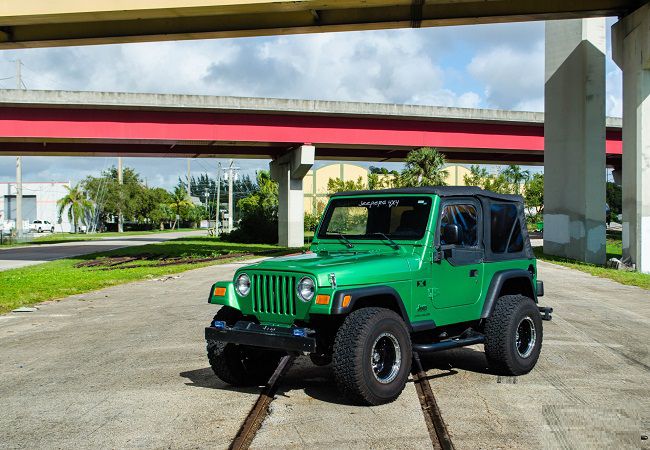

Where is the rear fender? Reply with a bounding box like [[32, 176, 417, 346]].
[[481, 270, 536, 319]]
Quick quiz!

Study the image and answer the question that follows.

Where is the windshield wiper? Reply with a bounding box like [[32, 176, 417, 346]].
[[371, 232, 400, 250], [329, 230, 354, 248]]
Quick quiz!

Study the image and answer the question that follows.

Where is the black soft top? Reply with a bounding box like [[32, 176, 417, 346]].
[[331, 186, 523, 203]]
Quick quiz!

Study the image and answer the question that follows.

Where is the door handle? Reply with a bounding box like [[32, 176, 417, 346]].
[[469, 269, 479, 277]]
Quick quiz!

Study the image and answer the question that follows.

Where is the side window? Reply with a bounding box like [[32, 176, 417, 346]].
[[490, 203, 523, 253], [440, 204, 478, 247]]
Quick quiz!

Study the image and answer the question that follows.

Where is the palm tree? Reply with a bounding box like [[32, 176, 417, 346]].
[[169, 186, 193, 228], [400, 147, 448, 187], [57, 183, 93, 233], [502, 165, 530, 195]]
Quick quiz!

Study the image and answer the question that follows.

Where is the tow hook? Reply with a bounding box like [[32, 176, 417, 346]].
[[538, 306, 553, 321]]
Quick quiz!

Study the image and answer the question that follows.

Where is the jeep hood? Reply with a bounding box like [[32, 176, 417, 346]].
[[242, 250, 416, 287]]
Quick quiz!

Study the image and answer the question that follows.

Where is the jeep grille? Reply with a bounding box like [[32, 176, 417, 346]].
[[251, 274, 298, 316]]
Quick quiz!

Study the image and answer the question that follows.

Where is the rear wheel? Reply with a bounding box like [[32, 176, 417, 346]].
[[206, 306, 284, 387], [332, 307, 411, 405], [484, 295, 543, 375]]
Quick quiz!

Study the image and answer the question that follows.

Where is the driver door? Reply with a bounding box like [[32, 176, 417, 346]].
[[430, 199, 484, 309]]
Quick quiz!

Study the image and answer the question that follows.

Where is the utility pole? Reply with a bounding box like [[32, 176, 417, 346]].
[[227, 160, 236, 233], [215, 162, 222, 237], [15, 59, 24, 238], [15, 156, 22, 237], [187, 158, 191, 196], [117, 156, 123, 233]]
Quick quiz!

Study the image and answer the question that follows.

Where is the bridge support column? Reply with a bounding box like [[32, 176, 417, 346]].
[[270, 145, 315, 248], [613, 4, 650, 273], [544, 18, 606, 264]]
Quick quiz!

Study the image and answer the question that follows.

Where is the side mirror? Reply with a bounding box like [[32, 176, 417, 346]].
[[442, 223, 461, 245]]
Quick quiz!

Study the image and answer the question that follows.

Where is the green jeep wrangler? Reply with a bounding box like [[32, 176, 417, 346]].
[[205, 187, 550, 405]]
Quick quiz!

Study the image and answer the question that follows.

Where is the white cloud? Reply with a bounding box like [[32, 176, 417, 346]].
[[467, 41, 544, 111]]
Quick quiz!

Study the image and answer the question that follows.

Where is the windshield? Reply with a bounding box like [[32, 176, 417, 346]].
[[317, 196, 432, 241]]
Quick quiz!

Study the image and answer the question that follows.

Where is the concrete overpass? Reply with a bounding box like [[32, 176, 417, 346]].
[[0, 0, 644, 49], [0, 89, 623, 166], [0, 0, 648, 272]]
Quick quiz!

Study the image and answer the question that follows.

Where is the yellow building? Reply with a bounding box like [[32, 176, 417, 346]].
[[303, 163, 471, 215], [443, 164, 471, 186], [304, 163, 368, 214]]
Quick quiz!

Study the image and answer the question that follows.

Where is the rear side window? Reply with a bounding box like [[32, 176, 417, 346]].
[[491, 203, 523, 253]]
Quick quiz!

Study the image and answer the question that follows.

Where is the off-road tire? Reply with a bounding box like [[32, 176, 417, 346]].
[[206, 306, 283, 387], [484, 295, 542, 375], [332, 307, 411, 406]]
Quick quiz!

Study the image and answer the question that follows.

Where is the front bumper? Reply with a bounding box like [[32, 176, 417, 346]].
[[205, 321, 316, 353]]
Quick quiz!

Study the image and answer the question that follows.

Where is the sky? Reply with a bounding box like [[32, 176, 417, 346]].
[[0, 18, 622, 189]]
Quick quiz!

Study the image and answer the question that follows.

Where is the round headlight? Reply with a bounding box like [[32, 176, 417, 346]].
[[235, 273, 251, 296], [297, 277, 315, 302]]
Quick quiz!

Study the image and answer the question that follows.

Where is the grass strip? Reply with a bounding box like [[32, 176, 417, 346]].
[[0, 237, 286, 314], [534, 247, 650, 290]]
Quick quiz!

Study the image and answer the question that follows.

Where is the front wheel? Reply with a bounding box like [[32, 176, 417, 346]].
[[332, 307, 412, 406], [206, 306, 284, 386], [484, 294, 543, 375]]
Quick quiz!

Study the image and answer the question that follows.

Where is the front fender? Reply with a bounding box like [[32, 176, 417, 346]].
[[208, 281, 240, 310]]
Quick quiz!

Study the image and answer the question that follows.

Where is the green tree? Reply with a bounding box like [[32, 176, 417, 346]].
[[399, 147, 448, 187], [57, 183, 93, 233], [223, 171, 279, 244], [169, 185, 194, 221], [606, 182, 622, 216], [502, 165, 530, 195], [327, 176, 366, 194], [83, 166, 148, 229], [524, 173, 544, 220], [463, 165, 491, 188], [368, 166, 399, 190]]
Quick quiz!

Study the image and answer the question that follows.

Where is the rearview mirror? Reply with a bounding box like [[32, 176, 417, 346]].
[[442, 223, 461, 245]]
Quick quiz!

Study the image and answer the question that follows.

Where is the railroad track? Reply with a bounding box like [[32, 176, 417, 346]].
[[228, 352, 454, 450], [411, 352, 456, 450], [229, 354, 297, 450]]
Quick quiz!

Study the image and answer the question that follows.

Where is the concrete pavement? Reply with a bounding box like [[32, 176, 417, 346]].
[[0, 230, 204, 271], [0, 260, 648, 449]]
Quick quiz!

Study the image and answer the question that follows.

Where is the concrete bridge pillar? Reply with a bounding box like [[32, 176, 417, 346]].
[[613, 4, 650, 273], [544, 18, 607, 265], [270, 145, 315, 248]]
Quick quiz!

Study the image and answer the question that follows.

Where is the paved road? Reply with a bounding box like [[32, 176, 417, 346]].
[[0, 230, 204, 271], [0, 260, 648, 449]]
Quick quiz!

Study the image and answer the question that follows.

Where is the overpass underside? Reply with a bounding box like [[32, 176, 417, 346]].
[[0, 0, 643, 49]]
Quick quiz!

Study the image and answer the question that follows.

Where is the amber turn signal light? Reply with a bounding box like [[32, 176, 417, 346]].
[[213, 287, 227, 297], [342, 295, 352, 308], [315, 294, 330, 305]]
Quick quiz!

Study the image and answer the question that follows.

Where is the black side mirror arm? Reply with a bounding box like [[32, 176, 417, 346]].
[[432, 245, 443, 263]]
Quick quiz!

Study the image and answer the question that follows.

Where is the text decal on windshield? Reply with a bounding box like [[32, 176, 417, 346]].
[[358, 199, 400, 208]]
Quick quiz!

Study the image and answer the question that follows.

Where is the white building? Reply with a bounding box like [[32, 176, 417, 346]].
[[0, 182, 73, 233]]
